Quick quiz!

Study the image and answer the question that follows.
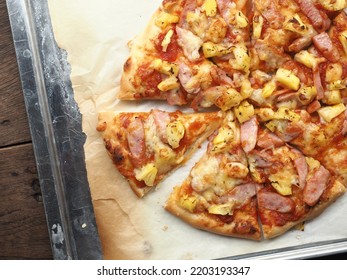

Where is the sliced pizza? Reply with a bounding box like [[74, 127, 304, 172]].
[[96, 0, 347, 242], [246, 126, 346, 238], [96, 109, 223, 197], [119, 0, 255, 111], [165, 111, 262, 240], [256, 107, 347, 185]]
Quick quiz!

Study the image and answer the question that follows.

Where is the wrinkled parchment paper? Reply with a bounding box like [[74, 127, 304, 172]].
[[48, 0, 347, 259]]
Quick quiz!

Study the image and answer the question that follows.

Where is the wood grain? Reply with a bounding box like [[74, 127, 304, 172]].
[[0, 0, 52, 259], [0, 0, 32, 148], [0, 143, 53, 259]]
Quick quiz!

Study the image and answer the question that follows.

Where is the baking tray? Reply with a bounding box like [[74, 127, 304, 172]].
[[6, 0, 102, 260], [6, 0, 347, 260]]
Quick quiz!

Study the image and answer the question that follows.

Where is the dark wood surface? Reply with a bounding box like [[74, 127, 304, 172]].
[[0, 0, 345, 260], [0, 0, 53, 259]]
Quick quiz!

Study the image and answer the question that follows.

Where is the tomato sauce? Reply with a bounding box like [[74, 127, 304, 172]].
[[155, 29, 180, 62], [135, 64, 162, 98]]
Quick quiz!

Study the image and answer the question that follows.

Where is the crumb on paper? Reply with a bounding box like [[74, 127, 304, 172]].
[[162, 225, 168, 231], [143, 241, 153, 257]]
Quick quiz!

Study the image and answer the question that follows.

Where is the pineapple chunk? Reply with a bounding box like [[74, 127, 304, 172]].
[[248, 158, 263, 183], [327, 80, 346, 90], [155, 12, 179, 29], [318, 0, 346, 11], [306, 157, 320, 173], [270, 182, 292, 196], [135, 164, 158, 186], [274, 107, 301, 122], [265, 120, 281, 132], [294, 50, 324, 69], [297, 86, 317, 105], [235, 11, 249, 28], [151, 59, 179, 76], [306, 157, 321, 180], [269, 169, 296, 196], [318, 103, 346, 122], [275, 68, 300, 91], [166, 120, 185, 149], [208, 204, 233, 215], [202, 0, 217, 17], [179, 194, 198, 212], [252, 14, 264, 39], [284, 14, 308, 35], [225, 162, 249, 178], [323, 90, 342, 105], [212, 126, 235, 153], [262, 80, 277, 98], [202, 42, 233, 58], [161, 29, 174, 52], [256, 108, 275, 122], [215, 88, 243, 111], [339, 31, 347, 55], [240, 79, 254, 98], [206, 17, 228, 44], [325, 63, 343, 82], [157, 76, 180, 91], [234, 100, 255, 123], [230, 43, 251, 72], [277, 99, 298, 110]]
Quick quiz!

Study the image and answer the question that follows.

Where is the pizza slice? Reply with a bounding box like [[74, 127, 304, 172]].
[[256, 107, 347, 185], [246, 126, 346, 238], [119, 0, 255, 111], [96, 109, 223, 197], [165, 111, 262, 240]]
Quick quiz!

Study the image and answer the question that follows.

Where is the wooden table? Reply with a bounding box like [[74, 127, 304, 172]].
[[0, 0, 52, 259], [1, 0, 346, 260]]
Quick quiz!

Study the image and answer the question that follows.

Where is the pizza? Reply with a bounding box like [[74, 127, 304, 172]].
[[165, 111, 263, 240], [97, 0, 347, 240], [96, 109, 223, 197]]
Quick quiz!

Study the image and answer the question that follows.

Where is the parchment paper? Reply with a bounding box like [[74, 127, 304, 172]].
[[47, 0, 347, 260]]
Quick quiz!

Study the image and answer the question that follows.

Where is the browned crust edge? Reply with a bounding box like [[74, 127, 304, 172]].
[[165, 186, 262, 241]]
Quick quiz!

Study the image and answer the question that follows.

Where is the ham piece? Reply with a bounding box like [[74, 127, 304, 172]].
[[258, 191, 295, 213], [219, 183, 258, 207], [294, 156, 308, 189], [152, 109, 170, 143], [294, 0, 331, 32], [127, 117, 146, 165], [303, 165, 330, 206], [241, 116, 258, 153], [312, 32, 340, 62]]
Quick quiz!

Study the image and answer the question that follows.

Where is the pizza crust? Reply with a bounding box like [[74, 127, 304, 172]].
[[118, 9, 164, 100], [165, 186, 262, 241]]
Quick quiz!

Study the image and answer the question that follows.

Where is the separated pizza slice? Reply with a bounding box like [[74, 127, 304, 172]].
[[119, 0, 255, 111], [96, 109, 223, 197], [246, 126, 346, 239], [165, 111, 262, 240]]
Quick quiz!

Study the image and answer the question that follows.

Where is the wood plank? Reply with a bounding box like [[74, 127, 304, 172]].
[[0, 143, 53, 259], [0, 0, 32, 147]]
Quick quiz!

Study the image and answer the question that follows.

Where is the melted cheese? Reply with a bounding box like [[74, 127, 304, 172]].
[[191, 155, 242, 196], [176, 27, 203, 61], [144, 115, 179, 174]]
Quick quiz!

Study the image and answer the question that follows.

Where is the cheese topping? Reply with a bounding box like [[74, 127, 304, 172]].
[[191, 155, 242, 196], [176, 26, 203, 61]]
